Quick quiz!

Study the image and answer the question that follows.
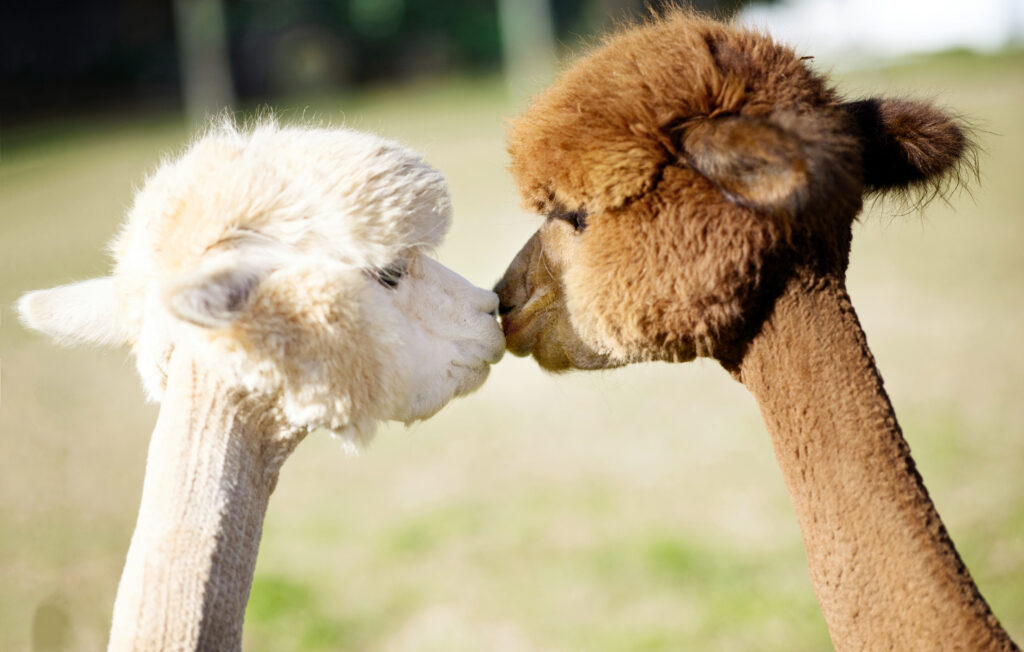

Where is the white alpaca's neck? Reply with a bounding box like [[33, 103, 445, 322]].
[[107, 348, 304, 652]]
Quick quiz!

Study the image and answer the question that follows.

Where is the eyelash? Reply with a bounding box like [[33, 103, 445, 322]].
[[550, 206, 588, 231], [375, 261, 408, 289]]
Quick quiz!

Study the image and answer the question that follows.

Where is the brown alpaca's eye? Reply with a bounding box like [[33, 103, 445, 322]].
[[549, 205, 588, 232]]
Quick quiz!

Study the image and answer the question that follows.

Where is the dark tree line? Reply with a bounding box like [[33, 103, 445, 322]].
[[1, 0, 763, 125]]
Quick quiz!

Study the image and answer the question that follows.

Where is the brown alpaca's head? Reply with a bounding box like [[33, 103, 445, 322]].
[[494, 11, 973, 371]]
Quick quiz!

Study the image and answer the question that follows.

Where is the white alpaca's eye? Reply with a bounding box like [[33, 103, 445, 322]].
[[374, 261, 407, 289]]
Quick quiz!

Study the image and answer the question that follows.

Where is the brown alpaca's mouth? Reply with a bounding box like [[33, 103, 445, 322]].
[[500, 309, 548, 358], [501, 308, 616, 372]]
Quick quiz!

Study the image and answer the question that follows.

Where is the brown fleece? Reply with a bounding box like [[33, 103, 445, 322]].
[[494, 9, 1015, 650], [740, 271, 1015, 651]]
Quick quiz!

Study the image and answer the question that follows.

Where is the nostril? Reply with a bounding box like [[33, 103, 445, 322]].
[[498, 302, 514, 317]]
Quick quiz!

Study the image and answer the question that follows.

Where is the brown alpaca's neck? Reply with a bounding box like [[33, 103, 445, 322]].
[[107, 348, 304, 652], [736, 273, 1017, 651]]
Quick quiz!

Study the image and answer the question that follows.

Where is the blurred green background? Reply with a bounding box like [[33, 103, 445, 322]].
[[2, 2, 1023, 651]]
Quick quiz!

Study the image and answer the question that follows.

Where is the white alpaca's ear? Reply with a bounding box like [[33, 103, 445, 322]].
[[163, 250, 276, 329], [18, 277, 131, 347]]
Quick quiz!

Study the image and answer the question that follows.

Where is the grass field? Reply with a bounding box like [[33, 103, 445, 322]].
[[2, 50, 1023, 651]]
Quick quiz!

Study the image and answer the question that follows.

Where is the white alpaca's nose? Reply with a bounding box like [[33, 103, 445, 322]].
[[427, 258, 502, 314], [473, 288, 500, 316]]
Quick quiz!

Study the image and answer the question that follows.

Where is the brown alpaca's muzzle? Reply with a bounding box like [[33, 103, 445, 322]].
[[494, 225, 614, 372]]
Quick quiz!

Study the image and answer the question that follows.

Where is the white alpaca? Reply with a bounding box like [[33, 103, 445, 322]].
[[18, 120, 505, 650]]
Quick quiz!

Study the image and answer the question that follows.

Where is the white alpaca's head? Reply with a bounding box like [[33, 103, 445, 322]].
[[18, 120, 505, 444]]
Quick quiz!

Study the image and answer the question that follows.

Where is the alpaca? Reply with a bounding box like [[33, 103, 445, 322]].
[[493, 12, 1019, 651], [18, 120, 505, 650]]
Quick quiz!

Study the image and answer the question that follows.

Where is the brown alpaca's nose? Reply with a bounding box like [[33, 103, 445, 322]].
[[492, 278, 516, 316], [493, 231, 542, 319]]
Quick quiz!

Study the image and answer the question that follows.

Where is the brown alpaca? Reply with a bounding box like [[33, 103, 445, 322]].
[[494, 11, 1019, 651]]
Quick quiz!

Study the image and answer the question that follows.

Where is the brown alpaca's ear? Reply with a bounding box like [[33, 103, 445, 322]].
[[844, 98, 973, 196], [682, 115, 809, 217]]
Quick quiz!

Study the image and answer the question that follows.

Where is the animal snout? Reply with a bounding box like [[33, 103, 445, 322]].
[[492, 230, 542, 320], [492, 278, 517, 317], [494, 296, 515, 318]]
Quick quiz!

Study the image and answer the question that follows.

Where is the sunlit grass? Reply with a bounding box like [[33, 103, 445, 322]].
[[2, 51, 1023, 650]]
